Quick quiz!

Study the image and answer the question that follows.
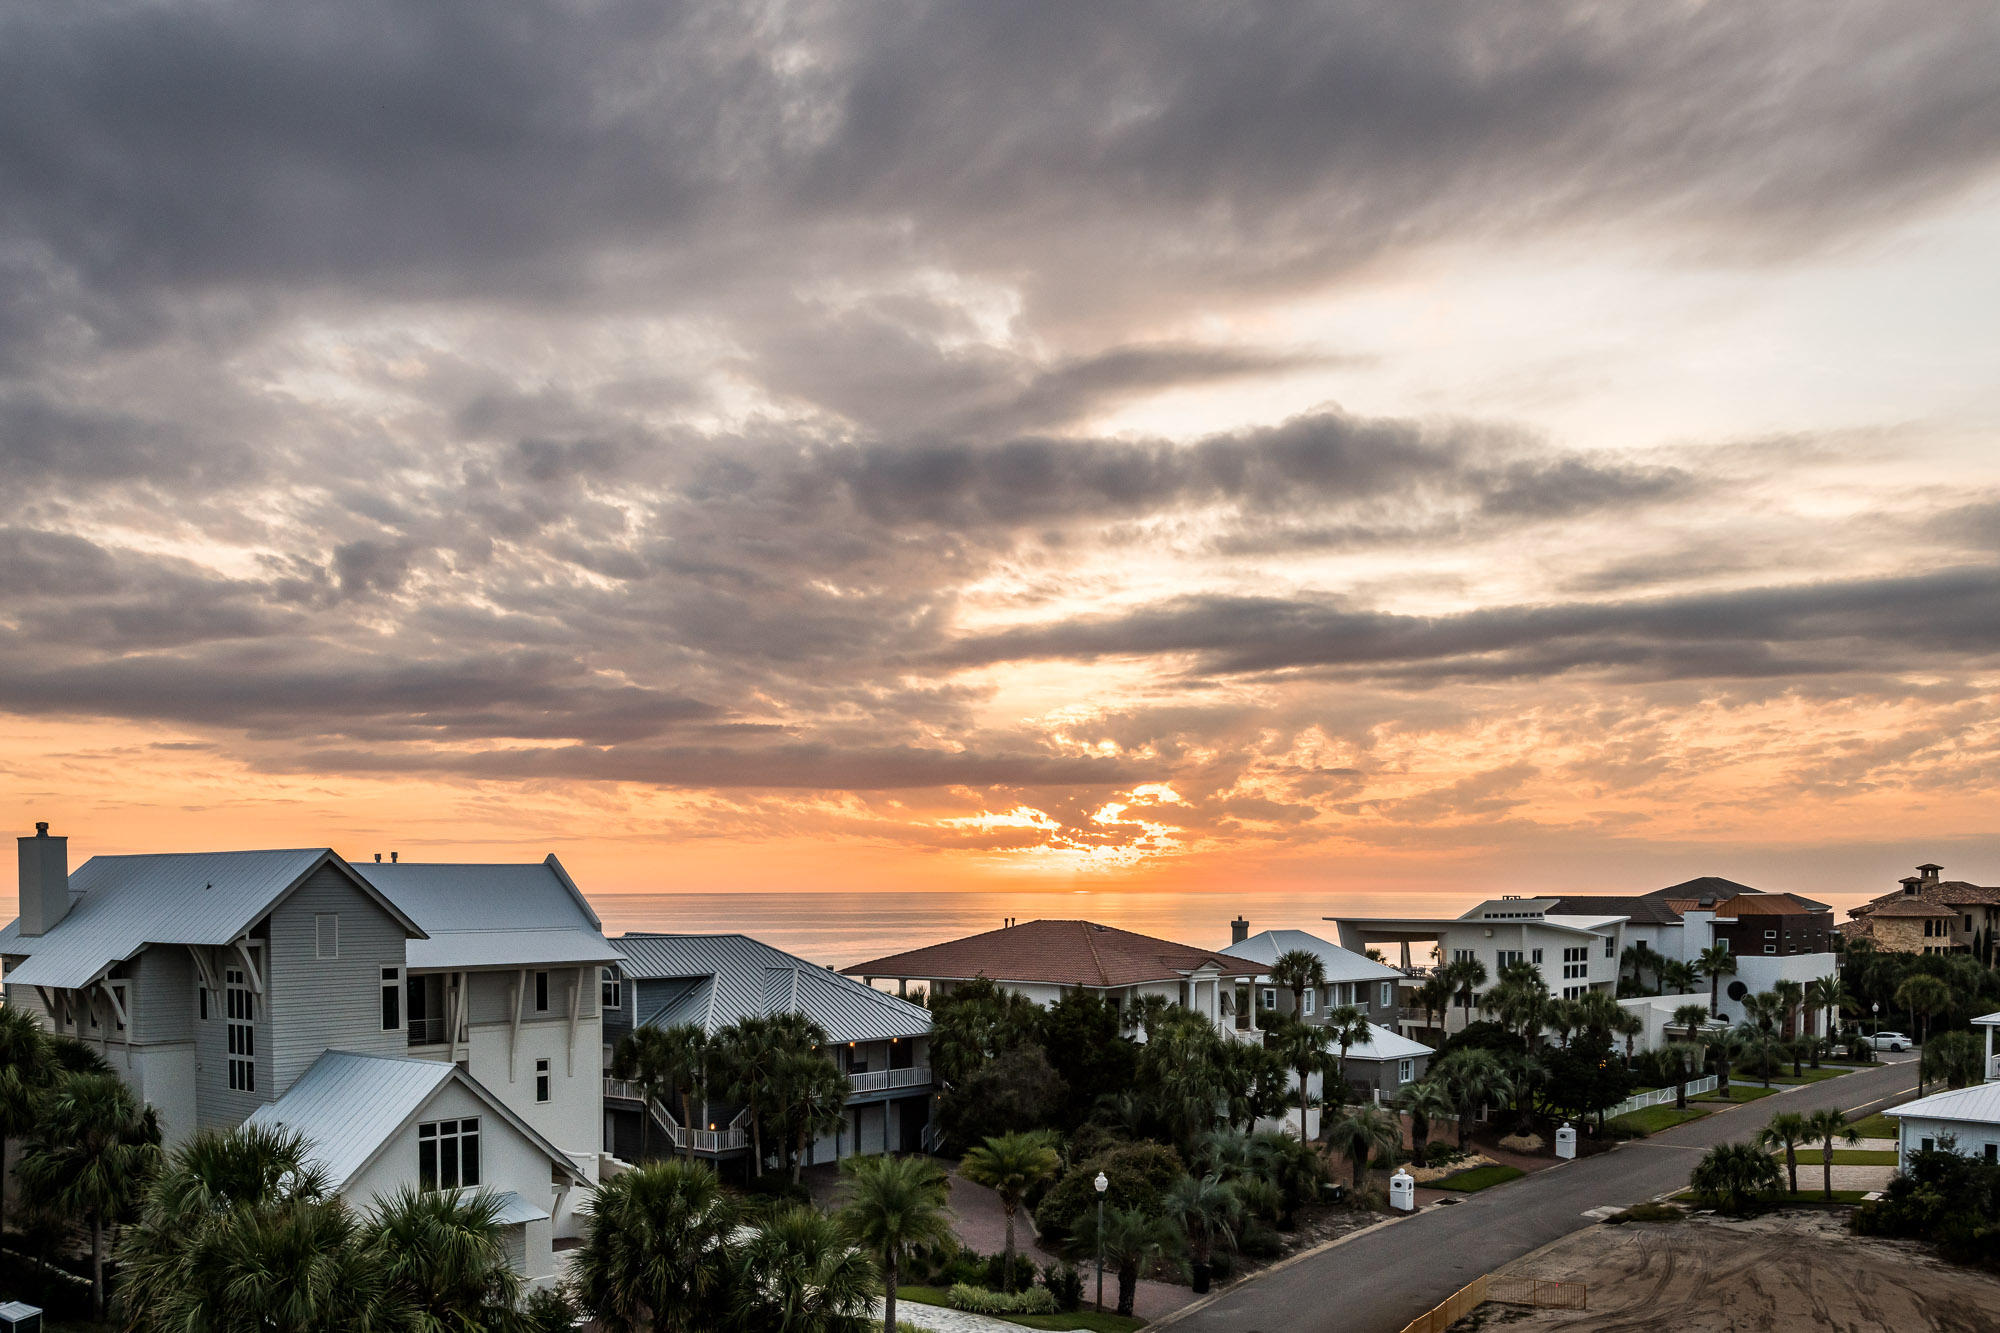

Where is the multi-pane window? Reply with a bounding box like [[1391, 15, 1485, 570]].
[[1562, 985, 1585, 999], [601, 968, 621, 1011], [1260, 988, 1277, 1010], [418, 1117, 481, 1190], [1497, 950, 1524, 970], [1561, 947, 1587, 980], [1531, 948, 1545, 965], [1397, 1058, 1413, 1083], [534, 970, 550, 1013], [535, 1058, 552, 1104], [226, 967, 255, 1091], [1603, 937, 1614, 958], [1380, 982, 1393, 1008], [1452, 949, 1474, 963], [1301, 988, 1316, 1016], [381, 967, 403, 1031]]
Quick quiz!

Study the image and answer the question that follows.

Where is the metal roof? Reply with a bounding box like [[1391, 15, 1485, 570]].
[[1345, 1022, 1433, 1063], [1885, 1082, 2000, 1126], [352, 860, 619, 970], [469, 1188, 549, 1226], [246, 1050, 586, 1191], [616, 934, 931, 1043], [1221, 929, 1402, 984], [0, 850, 425, 990]]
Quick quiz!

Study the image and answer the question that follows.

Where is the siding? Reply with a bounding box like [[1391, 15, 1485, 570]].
[[265, 866, 410, 1098], [127, 945, 193, 1045], [195, 929, 274, 1130]]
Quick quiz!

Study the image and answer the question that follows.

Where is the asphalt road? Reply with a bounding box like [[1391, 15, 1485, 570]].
[[1160, 1054, 1920, 1333]]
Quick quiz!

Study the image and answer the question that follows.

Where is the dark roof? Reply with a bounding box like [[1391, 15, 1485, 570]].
[[1855, 878, 2000, 917], [1863, 899, 1958, 919], [1639, 877, 1830, 913], [1715, 893, 1828, 918], [1542, 895, 1683, 925], [842, 919, 1260, 988]]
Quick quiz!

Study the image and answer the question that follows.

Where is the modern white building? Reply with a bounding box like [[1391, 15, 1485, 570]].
[[0, 825, 612, 1284]]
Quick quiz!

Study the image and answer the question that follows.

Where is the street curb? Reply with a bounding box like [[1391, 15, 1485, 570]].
[[1147, 1212, 1416, 1329]]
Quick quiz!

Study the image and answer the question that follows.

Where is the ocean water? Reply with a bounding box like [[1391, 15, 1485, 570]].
[[589, 887, 1880, 970]]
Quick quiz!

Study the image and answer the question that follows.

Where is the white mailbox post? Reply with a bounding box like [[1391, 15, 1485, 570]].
[[1555, 1122, 1577, 1160], [1388, 1168, 1416, 1212]]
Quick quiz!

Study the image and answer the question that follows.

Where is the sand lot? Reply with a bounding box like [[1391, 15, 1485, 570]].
[[1468, 1210, 2000, 1333]]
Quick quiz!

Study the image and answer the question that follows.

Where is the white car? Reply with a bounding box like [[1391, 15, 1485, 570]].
[[1869, 1031, 1912, 1052]]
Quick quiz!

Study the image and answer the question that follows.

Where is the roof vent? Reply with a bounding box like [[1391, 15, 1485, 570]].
[[390, 851, 399, 864], [374, 852, 382, 863]]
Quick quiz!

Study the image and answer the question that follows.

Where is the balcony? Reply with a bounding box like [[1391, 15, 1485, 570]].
[[604, 1076, 645, 1102], [407, 1016, 449, 1046], [847, 1064, 932, 1095], [676, 1126, 749, 1153]]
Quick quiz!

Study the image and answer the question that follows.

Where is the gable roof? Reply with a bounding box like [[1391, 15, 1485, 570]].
[[1885, 1082, 2000, 1127], [1222, 929, 1402, 983], [245, 1050, 586, 1191], [1715, 893, 1827, 917], [352, 857, 619, 970], [842, 919, 1260, 989], [1345, 1021, 1432, 1063], [616, 934, 932, 1043], [0, 850, 426, 990]]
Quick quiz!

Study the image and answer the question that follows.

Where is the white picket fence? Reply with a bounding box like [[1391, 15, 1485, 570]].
[[1605, 1076, 1718, 1120]]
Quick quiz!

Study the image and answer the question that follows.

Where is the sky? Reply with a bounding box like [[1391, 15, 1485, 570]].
[[4, 1, 2000, 914]]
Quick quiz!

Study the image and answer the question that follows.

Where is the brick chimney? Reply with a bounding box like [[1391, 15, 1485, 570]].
[[18, 822, 69, 937], [1230, 915, 1250, 946]]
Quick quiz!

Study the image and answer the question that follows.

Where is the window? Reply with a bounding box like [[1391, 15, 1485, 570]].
[[1260, 988, 1277, 1010], [534, 970, 550, 1013], [535, 1058, 551, 1104], [1497, 950, 1523, 970], [1562, 946, 1588, 980], [1563, 985, 1585, 999], [1302, 988, 1316, 1016], [1336, 982, 1352, 1006], [601, 968, 621, 1011], [1716, 939, 1730, 952], [1397, 1058, 1413, 1083], [199, 986, 208, 1021], [381, 967, 403, 1031], [1452, 949, 1474, 963], [1603, 937, 1614, 958], [1531, 948, 1543, 965], [226, 967, 255, 1092], [1764, 945, 1777, 954], [1381, 982, 1393, 1008], [315, 913, 338, 960], [418, 1117, 481, 1190], [1764, 929, 1777, 939], [1921, 1137, 1935, 1153], [1986, 1144, 1997, 1164]]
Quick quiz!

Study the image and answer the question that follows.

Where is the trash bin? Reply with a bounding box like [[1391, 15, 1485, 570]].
[[1389, 1168, 1416, 1212], [1555, 1121, 1577, 1160]]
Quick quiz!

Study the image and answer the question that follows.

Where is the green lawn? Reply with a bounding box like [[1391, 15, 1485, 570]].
[[1825, 1149, 1899, 1165], [1695, 1084, 1780, 1103], [1766, 1067, 1853, 1086], [898, 1286, 1145, 1332], [1433, 1164, 1526, 1192], [1608, 1104, 1712, 1135], [1848, 1112, 1898, 1139]]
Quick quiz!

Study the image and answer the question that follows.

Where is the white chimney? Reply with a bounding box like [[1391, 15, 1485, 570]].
[[18, 822, 69, 937]]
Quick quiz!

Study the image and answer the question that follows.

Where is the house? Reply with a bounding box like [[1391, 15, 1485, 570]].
[[842, 919, 1260, 1035], [607, 934, 938, 1169], [1845, 864, 2000, 959], [0, 825, 613, 1283], [1329, 897, 1629, 1036], [1885, 1082, 2000, 1172]]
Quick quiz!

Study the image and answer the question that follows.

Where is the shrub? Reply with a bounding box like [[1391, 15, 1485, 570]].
[[1237, 1220, 1285, 1259], [1689, 1142, 1783, 1214], [1040, 1261, 1084, 1312], [1423, 1142, 1463, 1168], [946, 1283, 1059, 1315], [1207, 1248, 1235, 1280], [983, 1251, 1037, 1294], [1036, 1141, 1185, 1243]]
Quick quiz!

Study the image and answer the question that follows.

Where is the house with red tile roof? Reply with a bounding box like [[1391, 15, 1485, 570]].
[[1846, 864, 2000, 960]]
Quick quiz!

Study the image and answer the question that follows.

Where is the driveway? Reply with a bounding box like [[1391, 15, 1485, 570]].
[[1157, 1055, 1919, 1333]]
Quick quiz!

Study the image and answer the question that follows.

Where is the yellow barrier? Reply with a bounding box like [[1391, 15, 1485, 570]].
[[1398, 1273, 1586, 1332]]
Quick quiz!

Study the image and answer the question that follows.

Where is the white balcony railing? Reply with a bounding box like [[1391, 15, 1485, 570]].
[[676, 1126, 749, 1152], [604, 1076, 645, 1101], [847, 1065, 932, 1094]]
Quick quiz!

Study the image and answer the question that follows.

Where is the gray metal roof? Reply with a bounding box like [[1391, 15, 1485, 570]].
[[1222, 929, 1402, 984], [1886, 1082, 2000, 1127], [246, 1049, 587, 1190], [352, 860, 619, 970], [478, 1189, 550, 1226], [615, 934, 931, 1043], [0, 850, 425, 990]]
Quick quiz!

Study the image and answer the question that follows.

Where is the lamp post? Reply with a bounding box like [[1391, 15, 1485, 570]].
[[1094, 1170, 1109, 1313]]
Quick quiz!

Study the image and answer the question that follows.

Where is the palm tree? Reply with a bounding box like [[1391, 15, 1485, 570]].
[[1431, 1048, 1514, 1148], [367, 1185, 524, 1328], [1481, 975, 1553, 1051], [0, 1006, 51, 1231], [1697, 945, 1736, 1018], [1922, 1030, 1983, 1092], [1270, 1018, 1334, 1141], [1895, 974, 1952, 1048], [1415, 974, 1455, 1038], [1689, 1141, 1782, 1214], [1805, 975, 1844, 1052], [614, 1026, 686, 1161], [1664, 1040, 1702, 1110], [959, 1132, 1060, 1290], [17, 1070, 161, 1317], [1672, 1003, 1710, 1047], [1742, 990, 1784, 1035], [735, 1206, 877, 1332], [1397, 1078, 1456, 1161], [718, 1016, 782, 1177], [772, 1050, 851, 1182], [1621, 941, 1661, 994], [574, 1159, 739, 1333], [1703, 1026, 1749, 1096], [194, 1192, 390, 1330], [838, 1155, 953, 1333], [1163, 1172, 1241, 1294], [1757, 1112, 1810, 1194], [1611, 1007, 1645, 1062], [1324, 1005, 1370, 1082], [1083, 1205, 1174, 1317], [1444, 957, 1488, 1021], [1803, 1108, 1860, 1201], [1322, 1103, 1401, 1191], [1738, 1023, 1787, 1090], [1773, 979, 1806, 1040], [1658, 959, 1700, 995], [1269, 949, 1326, 1020], [660, 1023, 714, 1161]]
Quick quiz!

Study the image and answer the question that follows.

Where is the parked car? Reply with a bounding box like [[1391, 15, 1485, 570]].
[[1869, 1031, 1912, 1052]]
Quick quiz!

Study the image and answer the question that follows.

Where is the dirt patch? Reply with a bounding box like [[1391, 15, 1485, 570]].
[[1459, 1210, 2000, 1333]]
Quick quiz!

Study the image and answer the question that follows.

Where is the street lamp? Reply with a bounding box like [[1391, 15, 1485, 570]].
[[1094, 1170, 1109, 1313]]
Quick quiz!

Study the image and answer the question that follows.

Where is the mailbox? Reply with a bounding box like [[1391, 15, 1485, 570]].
[[1555, 1121, 1577, 1160], [1389, 1168, 1416, 1212]]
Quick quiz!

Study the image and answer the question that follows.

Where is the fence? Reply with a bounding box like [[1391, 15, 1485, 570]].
[[1397, 1274, 1587, 1333], [1603, 1076, 1717, 1120]]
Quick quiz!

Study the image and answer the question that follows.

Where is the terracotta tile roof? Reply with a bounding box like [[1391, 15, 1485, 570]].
[[1860, 898, 1958, 918], [1856, 879, 2000, 915], [1714, 893, 1829, 917], [841, 919, 1261, 988], [1836, 919, 1874, 938]]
